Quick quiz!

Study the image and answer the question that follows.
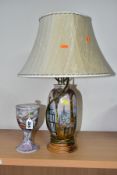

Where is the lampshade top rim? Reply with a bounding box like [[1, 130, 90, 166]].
[[39, 12, 91, 22]]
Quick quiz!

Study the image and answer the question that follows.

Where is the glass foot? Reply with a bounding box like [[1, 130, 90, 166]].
[[16, 141, 38, 153]]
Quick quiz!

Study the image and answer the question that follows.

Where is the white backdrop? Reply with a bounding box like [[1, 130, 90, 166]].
[[0, 0, 117, 131]]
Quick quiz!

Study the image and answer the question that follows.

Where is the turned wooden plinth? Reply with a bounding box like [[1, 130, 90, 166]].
[[47, 142, 76, 153]]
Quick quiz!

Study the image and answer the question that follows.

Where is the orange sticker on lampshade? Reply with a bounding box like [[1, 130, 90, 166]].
[[86, 35, 90, 43], [60, 44, 69, 48]]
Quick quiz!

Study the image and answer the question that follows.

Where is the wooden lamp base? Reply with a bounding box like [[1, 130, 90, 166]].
[[47, 142, 76, 153]]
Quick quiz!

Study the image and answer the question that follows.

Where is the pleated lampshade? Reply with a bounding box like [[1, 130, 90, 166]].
[[18, 12, 114, 77]]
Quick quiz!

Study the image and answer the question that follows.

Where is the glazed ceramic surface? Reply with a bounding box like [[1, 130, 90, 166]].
[[46, 84, 77, 145]]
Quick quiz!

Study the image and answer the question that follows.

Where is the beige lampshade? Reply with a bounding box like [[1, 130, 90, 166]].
[[18, 12, 114, 77]]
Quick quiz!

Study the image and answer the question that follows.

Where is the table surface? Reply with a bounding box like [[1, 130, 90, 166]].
[[0, 130, 117, 169]]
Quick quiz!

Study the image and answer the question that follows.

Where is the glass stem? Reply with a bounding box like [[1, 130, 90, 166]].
[[23, 130, 32, 143]]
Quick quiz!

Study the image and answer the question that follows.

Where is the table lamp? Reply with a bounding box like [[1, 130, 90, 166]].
[[18, 12, 114, 153]]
